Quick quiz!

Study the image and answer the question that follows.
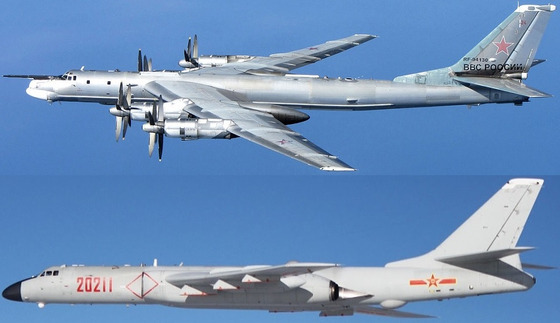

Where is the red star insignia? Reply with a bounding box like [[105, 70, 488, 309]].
[[492, 36, 514, 56], [426, 274, 439, 288]]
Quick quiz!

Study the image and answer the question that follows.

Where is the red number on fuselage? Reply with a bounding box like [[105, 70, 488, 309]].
[[76, 277, 84, 292], [76, 277, 112, 293]]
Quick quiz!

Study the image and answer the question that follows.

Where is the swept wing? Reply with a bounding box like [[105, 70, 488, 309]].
[[166, 262, 337, 289], [145, 81, 355, 171], [196, 34, 376, 75]]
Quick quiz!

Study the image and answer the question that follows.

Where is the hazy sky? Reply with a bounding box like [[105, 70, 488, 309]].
[[0, 1, 558, 322]]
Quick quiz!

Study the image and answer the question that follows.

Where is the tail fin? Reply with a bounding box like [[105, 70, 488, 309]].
[[393, 5, 554, 97], [451, 5, 555, 78], [387, 178, 544, 268]]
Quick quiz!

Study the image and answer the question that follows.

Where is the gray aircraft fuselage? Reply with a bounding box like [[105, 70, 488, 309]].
[[28, 69, 519, 110]]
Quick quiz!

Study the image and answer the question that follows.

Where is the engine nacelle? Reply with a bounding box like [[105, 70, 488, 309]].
[[164, 119, 235, 140], [179, 55, 254, 68], [240, 103, 310, 125], [296, 276, 340, 303]]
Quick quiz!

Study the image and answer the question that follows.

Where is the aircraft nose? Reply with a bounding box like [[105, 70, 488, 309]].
[[26, 80, 56, 101], [2, 281, 23, 302]]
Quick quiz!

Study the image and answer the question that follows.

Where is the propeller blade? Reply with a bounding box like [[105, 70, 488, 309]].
[[193, 34, 198, 59], [125, 85, 132, 110], [157, 95, 164, 123], [115, 116, 123, 142], [117, 82, 124, 108], [187, 37, 192, 59], [148, 132, 156, 157], [122, 116, 129, 140], [138, 49, 143, 72], [148, 102, 156, 125], [143, 55, 148, 72], [158, 132, 164, 161], [148, 58, 153, 72]]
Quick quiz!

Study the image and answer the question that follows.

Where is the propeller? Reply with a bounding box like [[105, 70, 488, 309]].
[[109, 82, 132, 141], [143, 96, 165, 161], [183, 35, 200, 68], [138, 49, 153, 72]]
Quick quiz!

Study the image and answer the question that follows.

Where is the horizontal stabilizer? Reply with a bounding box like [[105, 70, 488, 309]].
[[454, 76, 551, 98], [531, 59, 546, 67], [436, 247, 534, 265], [522, 263, 556, 270]]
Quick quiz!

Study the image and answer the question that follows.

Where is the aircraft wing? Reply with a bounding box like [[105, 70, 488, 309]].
[[198, 34, 376, 75], [353, 306, 435, 318], [144, 81, 355, 171], [165, 262, 337, 289]]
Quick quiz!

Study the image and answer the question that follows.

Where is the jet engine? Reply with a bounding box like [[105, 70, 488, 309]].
[[297, 276, 368, 303]]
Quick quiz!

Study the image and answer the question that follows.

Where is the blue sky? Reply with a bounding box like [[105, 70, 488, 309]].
[[0, 0, 558, 322]]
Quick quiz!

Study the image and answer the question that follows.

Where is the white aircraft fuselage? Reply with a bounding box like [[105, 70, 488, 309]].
[[7, 262, 533, 312], [3, 178, 544, 317]]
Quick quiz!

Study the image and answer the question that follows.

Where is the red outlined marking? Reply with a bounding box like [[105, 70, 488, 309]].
[[126, 273, 159, 299]]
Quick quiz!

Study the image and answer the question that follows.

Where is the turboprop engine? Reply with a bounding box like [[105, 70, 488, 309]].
[[162, 119, 236, 140]]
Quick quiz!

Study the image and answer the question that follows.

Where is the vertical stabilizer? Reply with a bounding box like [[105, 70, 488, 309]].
[[431, 178, 543, 256], [387, 178, 543, 268], [393, 5, 555, 87], [451, 5, 555, 78]]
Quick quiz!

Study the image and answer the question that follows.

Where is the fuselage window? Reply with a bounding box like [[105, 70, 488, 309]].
[[107, 81, 111, 85], [53, 270, 59, 276], [73, 76, 77, 81], [46, 271, 52, 276], [87, 80, 90, 84]]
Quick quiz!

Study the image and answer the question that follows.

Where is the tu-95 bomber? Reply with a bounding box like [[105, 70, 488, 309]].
[[4, 4, 555, 171]]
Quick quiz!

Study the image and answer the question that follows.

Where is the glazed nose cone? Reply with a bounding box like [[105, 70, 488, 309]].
[[3, 281, 22, 302]]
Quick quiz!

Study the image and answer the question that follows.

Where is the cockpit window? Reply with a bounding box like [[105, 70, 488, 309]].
[[60, 72, 76, 81], [38, 270, 59, 277]]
